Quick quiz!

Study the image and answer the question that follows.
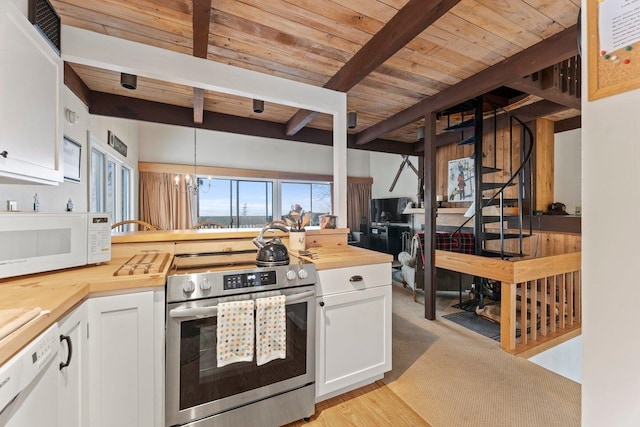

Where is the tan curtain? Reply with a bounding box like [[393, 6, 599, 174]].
[[347, 182, 371, 232], [139, 171, 193, 230]]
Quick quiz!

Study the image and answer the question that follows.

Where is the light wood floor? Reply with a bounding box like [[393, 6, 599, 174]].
[[283, 381, 430, 427]]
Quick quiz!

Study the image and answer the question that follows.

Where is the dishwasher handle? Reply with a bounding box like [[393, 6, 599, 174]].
[[169, 290, 315, 319], [59, 334, 72, 370]]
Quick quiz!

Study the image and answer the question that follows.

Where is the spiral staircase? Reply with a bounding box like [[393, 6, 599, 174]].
[[443, 94, 535, 307]]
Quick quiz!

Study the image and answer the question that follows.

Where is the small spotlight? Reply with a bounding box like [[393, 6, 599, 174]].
[[417, 126, 425, 140], [253, 99, 264, 114], [347, 111, 357, 129], [120, 73, 137, 90]]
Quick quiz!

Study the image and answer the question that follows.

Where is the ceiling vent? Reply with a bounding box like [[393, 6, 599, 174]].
[[28, 0, 61, 55]]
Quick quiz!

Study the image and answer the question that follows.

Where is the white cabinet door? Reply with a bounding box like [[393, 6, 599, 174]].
[[316, 285, 392, 400], [0, 0, 63, 184], [87, 291, 156, 427], [58, 302, 88, 427]]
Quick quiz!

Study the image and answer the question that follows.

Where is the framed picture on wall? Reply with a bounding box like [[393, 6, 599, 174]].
[[447, 157, 474, 202], [63, 136, 82, 182]]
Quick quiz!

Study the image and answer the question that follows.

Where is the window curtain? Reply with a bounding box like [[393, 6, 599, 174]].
[[347, 182, 371, 232], [139, 171, 193, 230]]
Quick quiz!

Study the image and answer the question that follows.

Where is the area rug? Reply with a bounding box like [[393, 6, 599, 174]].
[[442, 310, 500, 341], [384, 283, 581, 427]]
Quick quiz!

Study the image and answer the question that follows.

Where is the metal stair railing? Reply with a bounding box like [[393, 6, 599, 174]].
[[447, 102, 535, 260]]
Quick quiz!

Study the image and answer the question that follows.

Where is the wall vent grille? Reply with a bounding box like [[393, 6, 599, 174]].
[[28, 0, 60, 55]]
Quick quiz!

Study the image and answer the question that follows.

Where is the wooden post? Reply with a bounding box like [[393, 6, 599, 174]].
[[533, 118, 555, 212], [424, 112, 437, 320], [500, 282, 517, 351]]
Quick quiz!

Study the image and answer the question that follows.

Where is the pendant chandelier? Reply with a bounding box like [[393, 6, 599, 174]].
[[175, 129, 210, 194]]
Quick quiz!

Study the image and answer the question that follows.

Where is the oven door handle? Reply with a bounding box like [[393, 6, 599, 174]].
[[169, 290, 316, 319], [169, 306, 218, 319]]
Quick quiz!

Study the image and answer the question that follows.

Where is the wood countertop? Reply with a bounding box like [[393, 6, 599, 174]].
[[0, 255, 169, 367], [0, 237, 391, 366]]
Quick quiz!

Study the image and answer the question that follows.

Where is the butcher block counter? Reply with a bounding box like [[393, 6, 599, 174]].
[[0, 227, 391, 366]]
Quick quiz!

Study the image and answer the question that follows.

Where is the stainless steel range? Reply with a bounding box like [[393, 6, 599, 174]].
[[165, 262, 316, 427]]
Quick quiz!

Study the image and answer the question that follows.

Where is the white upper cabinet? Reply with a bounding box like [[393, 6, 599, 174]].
[[0, 0, 63, 185]]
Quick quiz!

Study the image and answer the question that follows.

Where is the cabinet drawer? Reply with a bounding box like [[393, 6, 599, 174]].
[[316, 263, 390, 297]]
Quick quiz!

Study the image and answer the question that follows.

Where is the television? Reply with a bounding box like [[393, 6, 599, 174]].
[[369, 197, 409, 225]]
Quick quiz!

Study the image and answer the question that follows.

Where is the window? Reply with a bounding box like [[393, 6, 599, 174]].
[[89, 133, 135, 225], [198, 178, 273, 228], [196, 177, 331, 228], [281, 182, 332, 226]]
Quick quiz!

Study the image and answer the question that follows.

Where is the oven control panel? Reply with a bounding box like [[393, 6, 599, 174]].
[[223, 270, 277, 290], [166, 264, 317, 302]]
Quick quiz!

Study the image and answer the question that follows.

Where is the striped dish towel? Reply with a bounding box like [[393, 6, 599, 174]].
[[255, 295, 287, 366], [216, 300, 255, 367]]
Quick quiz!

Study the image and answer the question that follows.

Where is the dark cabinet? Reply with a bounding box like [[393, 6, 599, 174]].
[[367, 224, 410, 258]]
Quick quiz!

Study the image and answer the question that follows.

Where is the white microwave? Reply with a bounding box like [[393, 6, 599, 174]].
[[0, 212, 111, 279]]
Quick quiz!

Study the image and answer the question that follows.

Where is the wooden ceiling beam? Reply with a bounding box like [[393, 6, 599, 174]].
[[87, 91, 414, 155], [355, 25, 579, 146], [284, 0, 461, 136], [554, 115, 581, 133], [63, 62, 91, 107], [191, 0, 211, 124]]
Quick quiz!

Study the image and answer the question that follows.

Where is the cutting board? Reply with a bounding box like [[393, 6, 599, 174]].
[[0, 307, 42, 341]]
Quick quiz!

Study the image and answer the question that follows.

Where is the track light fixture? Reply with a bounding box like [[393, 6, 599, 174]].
[[253, 99, 264, 113], [347, 111, 357, 129], [120, 73, 137, 90]]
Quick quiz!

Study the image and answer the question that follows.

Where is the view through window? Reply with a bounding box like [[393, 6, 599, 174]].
[[197, 178, 331, 228]]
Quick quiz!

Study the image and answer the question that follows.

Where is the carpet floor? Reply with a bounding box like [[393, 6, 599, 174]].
[[384, 282, 581, 427]]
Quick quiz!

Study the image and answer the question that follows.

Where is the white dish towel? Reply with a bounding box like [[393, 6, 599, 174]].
[[216, 300, 255, 367], [256, 295, 287, 366]]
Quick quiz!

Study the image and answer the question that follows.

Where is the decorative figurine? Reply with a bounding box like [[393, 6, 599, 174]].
[[33, 193, 39, 211]]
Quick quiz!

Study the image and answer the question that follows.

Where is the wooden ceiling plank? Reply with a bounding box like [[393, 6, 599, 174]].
[[355, 24, 579, 145], [474, 0, 565, 39], [286, 0, 461, 136], [449, 1, 542, 49]]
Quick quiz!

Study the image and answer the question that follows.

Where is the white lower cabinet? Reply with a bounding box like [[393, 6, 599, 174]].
[[315, 263, 392, 402], [87, 290, 164, 427], [58, 301, 88, 427]]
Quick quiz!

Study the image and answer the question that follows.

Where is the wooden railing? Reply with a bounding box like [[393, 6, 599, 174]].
[[436, 250, 581, 355]]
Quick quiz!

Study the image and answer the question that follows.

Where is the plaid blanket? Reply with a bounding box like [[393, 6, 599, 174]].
[[417, 232, 475, 256]]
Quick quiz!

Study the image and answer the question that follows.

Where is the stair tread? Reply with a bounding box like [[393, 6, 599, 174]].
[[444, 118, 475, 132], [482, 166, 501, 174], [481, 182, 515, 190], [456, 135, 475, 146], [482, 198, 520, 206]]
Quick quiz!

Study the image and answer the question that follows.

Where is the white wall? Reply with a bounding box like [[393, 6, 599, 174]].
[[369, 152, 419, 200], [554, 129, 582, 214], [138, 122, 370, 177], [0, 87, 138, 213], [581, 3, 640, 424]]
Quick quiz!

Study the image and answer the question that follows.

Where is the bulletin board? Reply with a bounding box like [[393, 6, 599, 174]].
[[588, 0, 640, 100]]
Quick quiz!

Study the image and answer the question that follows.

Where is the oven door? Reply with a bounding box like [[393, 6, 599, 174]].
[[165, 286, 315, 427]]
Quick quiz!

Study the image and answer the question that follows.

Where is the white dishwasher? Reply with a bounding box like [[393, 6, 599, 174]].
[[0, 323, 60, 426]]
